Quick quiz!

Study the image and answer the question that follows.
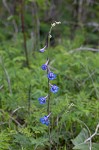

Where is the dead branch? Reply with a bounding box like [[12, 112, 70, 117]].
[[9, 115, 21, 126], [0, 109, 21, 127], [2, 0, 18, 33], [84, 123, 99, 143], [0, 85, 4, 90], [69, 47, 99, 54], [0, 57, 12, 94], [12, 106, 25, 115]]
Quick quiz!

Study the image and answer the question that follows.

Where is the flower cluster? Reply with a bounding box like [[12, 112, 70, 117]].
[[39, 58, 59, 125], [38, 59, 59, 105], [38, 22, 60, 126]]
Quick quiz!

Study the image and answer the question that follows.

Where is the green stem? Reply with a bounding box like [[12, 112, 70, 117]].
[[47, 77, 50, 114], [47, 32, 51, 150], [28, 84, 31, 115]]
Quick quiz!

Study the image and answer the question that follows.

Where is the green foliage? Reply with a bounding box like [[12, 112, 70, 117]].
[[0, 40, 99, 149], [0, 130, 11, 150], [72, 128, 99, 150], [0, 0, 99, 149]]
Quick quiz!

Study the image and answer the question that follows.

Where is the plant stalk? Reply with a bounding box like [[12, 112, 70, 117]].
[[20, 0, 29, 67], [47, 32, 51, 150], [28, 84, 31, 115]]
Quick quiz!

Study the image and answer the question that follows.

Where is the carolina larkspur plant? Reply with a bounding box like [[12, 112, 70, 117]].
[[39, 22, 61, 128]]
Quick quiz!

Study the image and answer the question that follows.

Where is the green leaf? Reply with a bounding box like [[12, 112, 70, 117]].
[[72, 128, 99, 150], [72, 128, 89, 145], [73, 143, 99, 150], [0, 131, 11, 150]]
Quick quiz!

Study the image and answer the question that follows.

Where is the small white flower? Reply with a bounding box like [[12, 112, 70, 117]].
[[55, 21, 61, 24], [51, 23, 56, 27], [49, 35, 52, 38]]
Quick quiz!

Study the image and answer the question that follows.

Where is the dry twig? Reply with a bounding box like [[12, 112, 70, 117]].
[[84, 123, 99, 143], [0, 57, 12, 94], [0, 85, 4, 90], [69, 47, 99, 54], [2, 0, 18, 33]]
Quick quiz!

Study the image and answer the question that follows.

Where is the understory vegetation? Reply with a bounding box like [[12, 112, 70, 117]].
[[0, 0, 99, 150]]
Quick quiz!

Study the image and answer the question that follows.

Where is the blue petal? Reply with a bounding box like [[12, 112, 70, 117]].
[[38, 97, 46, 104], [39, 100, 46, 104], [40, 118, 46, 124], [41, 64, 47, 70], [47, 72, 56, 80], [50, 85, 59, 93], [39, 49, 45, 53], [45, 120, 50, 126], [39, 46, 46, 53], [40, 116, 50, 126]]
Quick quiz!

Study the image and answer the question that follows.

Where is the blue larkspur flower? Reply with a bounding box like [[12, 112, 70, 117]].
[[41, 60, 49, 70], [38, 96, 48, 104], [39, 45, 46, 53], [50, 84, 59, 93], [47, 72, 56, 80], [40, 116, 50, 126], [41, 64, 47, 70], [40, 113, 51, 126]]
